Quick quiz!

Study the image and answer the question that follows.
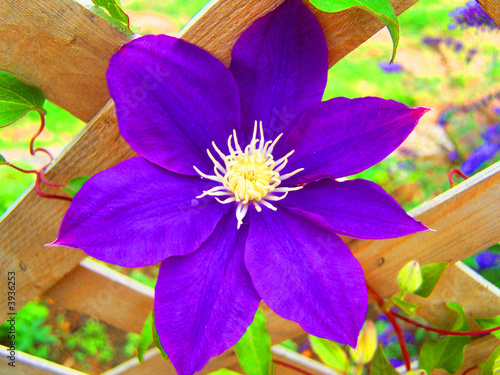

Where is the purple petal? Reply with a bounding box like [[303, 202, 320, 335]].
[[284, 97, 429, 183], [52, 157, 227, 266], [107, 35, 240, 175], [245, 207, 367, 347], [229, 0, 328, 153], [281, 178, 428, 240], [154, 210, 260, 375]]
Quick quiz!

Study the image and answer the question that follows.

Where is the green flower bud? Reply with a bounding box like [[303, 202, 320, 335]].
[[397, 261, 423, 293]]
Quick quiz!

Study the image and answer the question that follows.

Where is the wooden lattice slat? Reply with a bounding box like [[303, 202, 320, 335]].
[[478, 0, 500, 27], [0, 0, 131, 122], [0, 0, 420, 326]]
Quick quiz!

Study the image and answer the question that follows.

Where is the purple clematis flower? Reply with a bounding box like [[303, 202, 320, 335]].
[[51, 0, 429, 373]]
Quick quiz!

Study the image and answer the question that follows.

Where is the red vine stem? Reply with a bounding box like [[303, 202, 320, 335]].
[[462, 366, 479, 375], [392, 311, 500, 336], [449, 168, 468, 187], [30, 111, 46, 156], [367, 284, 412, 371], [35, 173, 72, 202], [272, 359, 313, 375]]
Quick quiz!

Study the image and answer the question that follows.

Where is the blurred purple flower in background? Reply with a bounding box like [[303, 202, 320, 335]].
[[449, 1, 498, 31], [475, 251, 500, 271], [379, 61, 404, 73], [462, 124, 500, 175]]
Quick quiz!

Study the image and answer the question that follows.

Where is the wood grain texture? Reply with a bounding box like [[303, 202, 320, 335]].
[[0, 0, 131, 122], [0, 0, 421, 325], [478, 0, 500, 27], [351, 161, 500, 298]]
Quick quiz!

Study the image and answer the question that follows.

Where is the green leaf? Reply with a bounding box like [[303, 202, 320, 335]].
[[152, 310, 168, 360], [419, 302, 470, 374], [0, 70, 45, 127], [280, 339, 298, 352], [475, 316, 500, 340], [414, 262, 449, 298], [209, 370, 241, 375], [392, 296, 420, 315], [62, 176, 91, 198], [309, 0, 400, 62], [370, 345, 399, 375], [137, 313, 152, 363], [92, 0, 129, 27], [309, 335, 348, 371], [480, 345, 500, 375], [0, 155, 6, 165], [234, 308, 271, 375]]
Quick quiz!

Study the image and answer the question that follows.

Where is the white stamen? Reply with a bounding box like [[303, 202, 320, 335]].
[[193, 120, 304, 228]]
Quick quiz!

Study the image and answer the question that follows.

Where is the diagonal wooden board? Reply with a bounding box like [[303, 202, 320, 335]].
[[0, 0, 420, 324]]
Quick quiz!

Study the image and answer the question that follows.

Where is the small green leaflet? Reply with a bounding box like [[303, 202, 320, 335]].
[[475, 315, 500, 340], [370, 345, 398, 375], [137, 312, 153, 363], [414, 262, 449, 298], [481, 345, 500, 375], [391, 296, 420, 316], [209, 370, 241, 375], [309, 0, 400, 62], [0, 155, 6, 165], [0, 70, 45, 127], [92, 0, 130, 28], [309, 335, 348, 372], [234, 308, 271, 375], [62, 176, 91, 198], [152, 310, 168, 360], [419, 302, 470, 374]]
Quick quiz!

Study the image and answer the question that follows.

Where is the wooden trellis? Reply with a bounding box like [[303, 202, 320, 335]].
[[0, 0, 499, 373]]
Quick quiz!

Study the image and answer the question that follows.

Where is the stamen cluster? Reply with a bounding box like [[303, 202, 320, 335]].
[[194, 121, 303, 228]]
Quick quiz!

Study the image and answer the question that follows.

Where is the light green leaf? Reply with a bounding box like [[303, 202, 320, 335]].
[[234, 308, 271, 375], [92, 0, 129, 27], [309, 0, 400, 62], [309, 335, 348, 371], [280, 339, 298, 352], [209, 370, 241, 375], [62, 176, 91, 198], [414, 262, 449, 298], [480, 345, 500, 375], [419, 302, 470, 374], [137, 313, 152, 363], [152, 310, 168, 360], [475, 316, 500, 340], [0, 70, 45, 127], [391, 296, 420, 315], [370, 345, 399, 375]]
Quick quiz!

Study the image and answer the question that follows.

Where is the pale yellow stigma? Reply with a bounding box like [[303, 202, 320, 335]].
[[193, 121, 303, 228]]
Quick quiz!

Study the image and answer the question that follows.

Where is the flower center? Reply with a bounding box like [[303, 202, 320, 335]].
[[193, 121, 303, 228]]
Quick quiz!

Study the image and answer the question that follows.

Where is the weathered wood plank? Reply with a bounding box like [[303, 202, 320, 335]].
[[352, 161, 500, 298], [43, 258, 154, 334], [0, 0, 421, 325], [0, 0, 131, 122], [478, 0, 500, 27], [0, 345, 87, 374]]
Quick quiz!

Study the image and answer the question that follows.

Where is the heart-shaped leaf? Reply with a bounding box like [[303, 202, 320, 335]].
[[0, 70, 45, 127]]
